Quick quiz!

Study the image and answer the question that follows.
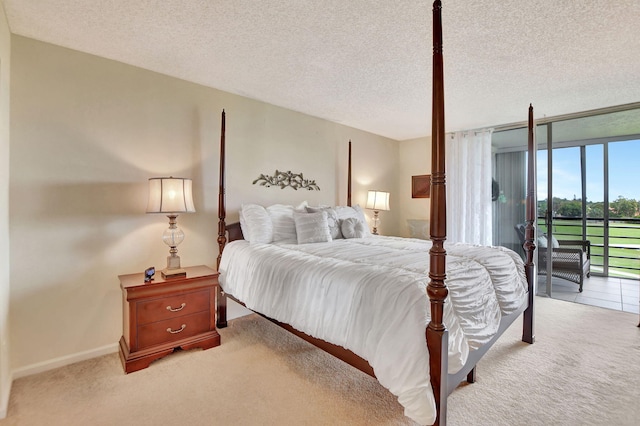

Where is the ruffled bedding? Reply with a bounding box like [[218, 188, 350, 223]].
[[219, 236, 528, 425]]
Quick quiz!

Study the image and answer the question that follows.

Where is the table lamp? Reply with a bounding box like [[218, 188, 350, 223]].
[[365, 190, 390, 235], [146, 177, 196, 278]]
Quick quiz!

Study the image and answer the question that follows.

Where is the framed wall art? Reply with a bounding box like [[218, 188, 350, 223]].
[[411, 174, 431, 198]]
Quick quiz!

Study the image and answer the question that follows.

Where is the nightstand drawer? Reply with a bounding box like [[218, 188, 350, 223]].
[[137, 289, 210, 325], [137, 310, 211, 349]]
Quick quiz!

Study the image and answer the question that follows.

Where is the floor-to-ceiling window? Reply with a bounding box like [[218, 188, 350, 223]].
[[606, 139, 640, 278], [537, 140, 640, 278], [493, 105, 640, 307]]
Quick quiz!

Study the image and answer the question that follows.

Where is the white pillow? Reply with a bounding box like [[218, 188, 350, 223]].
[[335, 205, 371, 236], [295, 201, 309, 211], [537, 235, 548, 249], [352, 205, 372, 236], [265, 202, 308, 243], [334, 205, 358, 222], [306, 206, 342, 239], [341, 217, 368, 239], [549, 235, 560, 248], [239, 204, 273, 243], [266, 204, 296, 243], [293, 211, 331, 244]]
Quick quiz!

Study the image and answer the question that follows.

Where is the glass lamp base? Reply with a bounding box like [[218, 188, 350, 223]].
[[166, 254, 181, 269]]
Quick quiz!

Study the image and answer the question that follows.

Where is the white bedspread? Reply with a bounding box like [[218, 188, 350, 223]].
[[219, 236, 528, 425]]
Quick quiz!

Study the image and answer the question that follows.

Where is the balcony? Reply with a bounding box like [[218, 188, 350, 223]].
[[538, 217, 640, 279], [539, 275, 639, 314], [537, 217, 639, 314]]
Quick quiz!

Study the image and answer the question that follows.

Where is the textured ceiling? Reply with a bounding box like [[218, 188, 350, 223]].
[[4, 0, 640, 140]]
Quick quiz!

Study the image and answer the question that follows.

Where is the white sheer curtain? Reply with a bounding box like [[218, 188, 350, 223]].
[[446, 129, 493, 245]]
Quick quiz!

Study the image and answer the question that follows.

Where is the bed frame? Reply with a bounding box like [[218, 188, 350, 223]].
[[215, 1, 536, 424]]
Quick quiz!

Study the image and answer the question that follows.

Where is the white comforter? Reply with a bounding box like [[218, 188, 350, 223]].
[[219, 236, 528, 425]]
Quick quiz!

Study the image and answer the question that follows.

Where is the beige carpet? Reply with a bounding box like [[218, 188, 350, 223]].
[[2, 296, 639, 426]]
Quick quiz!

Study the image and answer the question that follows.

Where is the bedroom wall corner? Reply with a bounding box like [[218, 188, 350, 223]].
[[397, 136, 431, 238], [347, 137, 401, 237], [0, 0, 12, 418]]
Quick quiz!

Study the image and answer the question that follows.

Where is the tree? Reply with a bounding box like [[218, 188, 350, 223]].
[[609, 196, 639, 218], [537, 200, 548, 215], [556, 200, 582, 217], [587, 202, 604, 218]]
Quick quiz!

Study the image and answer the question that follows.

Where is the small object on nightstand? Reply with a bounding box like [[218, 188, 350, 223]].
[[144, 266, 155, 282]]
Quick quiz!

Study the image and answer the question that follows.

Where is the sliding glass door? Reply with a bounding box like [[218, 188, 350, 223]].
[[538, 139, 640, 283], [493, 105, 640, 299], [606, 139, 640, 278]]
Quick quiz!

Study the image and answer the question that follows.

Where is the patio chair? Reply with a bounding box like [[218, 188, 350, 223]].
[[515, 223, 591, 292]]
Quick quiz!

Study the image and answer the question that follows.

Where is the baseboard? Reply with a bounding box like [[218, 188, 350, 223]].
[[12, 343, 118, 380]]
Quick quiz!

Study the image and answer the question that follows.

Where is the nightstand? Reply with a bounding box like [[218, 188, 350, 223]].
[[118, 265, 220, 373]]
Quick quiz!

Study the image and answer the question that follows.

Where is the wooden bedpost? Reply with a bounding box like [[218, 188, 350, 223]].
[[522, 104, 536, 344], [347, 140, 352, 207], [216, 109, 228, 328], [426, 1, 448, 425], [217, 109, 227, 270]]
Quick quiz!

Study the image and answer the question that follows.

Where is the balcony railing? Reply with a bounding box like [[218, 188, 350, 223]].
[[537, 217, 640, 279]]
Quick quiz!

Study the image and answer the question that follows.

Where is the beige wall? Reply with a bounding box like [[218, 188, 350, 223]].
[[9, 36, 399, 373], [397, 137, 431, 237], [0, 1, 11, 418]]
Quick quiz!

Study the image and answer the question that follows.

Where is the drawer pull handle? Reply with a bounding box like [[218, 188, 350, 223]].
[[166, 303, 186, 312], [166, 324, 186, 334]]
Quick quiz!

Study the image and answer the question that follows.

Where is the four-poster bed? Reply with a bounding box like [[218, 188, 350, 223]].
[[214, 1, 536, 424]]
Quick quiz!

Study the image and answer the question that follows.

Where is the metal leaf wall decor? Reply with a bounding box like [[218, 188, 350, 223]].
[[253, 170, 320, 191]]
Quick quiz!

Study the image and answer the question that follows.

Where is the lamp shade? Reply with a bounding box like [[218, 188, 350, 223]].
[[365, 190, 390, 211], [146, 177, 196, 214]]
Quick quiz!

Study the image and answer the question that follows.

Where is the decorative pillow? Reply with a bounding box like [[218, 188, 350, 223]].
[[264, 202, 308, 243], [352, 205, 371, 233], [293, 211, 331, 244], [306, 206, 342, 239], [537, 235, 548, 249], [407, 219, 430, 240], [335, 205, 371, 236], [239, 204, 272, 244], [334, 205, 354, 221], [341, 217, 368, 239], [295, 200, 309, 211], [549, 235, 560, 248], [266, 204, 297, 243], [239, 208, 249, 240]]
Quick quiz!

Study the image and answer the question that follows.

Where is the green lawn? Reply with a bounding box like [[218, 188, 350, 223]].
[[538, 219, 640, 278]]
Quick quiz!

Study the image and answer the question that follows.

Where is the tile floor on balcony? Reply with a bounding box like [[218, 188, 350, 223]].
[[538, 275, 640, 314]]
